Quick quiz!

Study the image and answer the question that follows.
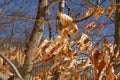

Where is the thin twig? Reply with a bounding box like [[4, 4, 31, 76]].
[[0, 52, 24, 80]]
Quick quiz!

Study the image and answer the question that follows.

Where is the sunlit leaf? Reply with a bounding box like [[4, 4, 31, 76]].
[[57, 10, 73, 27], [106, 64, 118, 80], [69, 23, 78, 36], [85, 8, 94, 16], [84, 22, 96, 33], [105, 4, 117, 17], [93, 6, 104, 20]]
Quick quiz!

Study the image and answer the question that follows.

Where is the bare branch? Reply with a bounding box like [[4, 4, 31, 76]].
[[72, 0, 98, 23], [0, 52, 24, 80], [74, 8, 97, 23], [65, 3, 71, 15], [45, 0, 61, 11], [81, 0, 98, 8]]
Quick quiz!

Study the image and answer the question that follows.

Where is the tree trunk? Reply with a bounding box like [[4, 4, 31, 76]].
[[114, 0, 120, 54], [114, 0, 120, 75], [21, 0, 48, 80]]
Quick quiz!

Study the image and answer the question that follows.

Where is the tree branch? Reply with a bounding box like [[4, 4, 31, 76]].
[[81, 0, 98, 8], [0, 52, 24, 80], [45, 0, 61, 11], [74, 8, 97, 23], [73, 0, 98, 23]]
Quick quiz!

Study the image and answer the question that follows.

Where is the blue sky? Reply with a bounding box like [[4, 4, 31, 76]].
[[0, 0, 115, 44]]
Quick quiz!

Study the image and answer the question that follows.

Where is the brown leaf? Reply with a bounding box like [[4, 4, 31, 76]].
[[50, 61, 60, 70], [57, 10, 73, 27], [93, 6, 104, 20], [105, 4, 117, 17], [78, 33, 92, 53], [33, 72, 43, 80], [0, 58, 3, 68], [98, 24, 104, 35], [84, 22, 96, 33], [114, 50, 120, 62], [106, 64, 118, 80], [69, 23, 78, 36], [72, 72, 80, 80], [60, 28, 69, 38], [9, 49, 19, 60], [46, 71, 53, 80], [83, 74, 89, 80], [16, 50, 25, 66], [85, 8, 94, 16], [68, 59, 76, 69], [39, 39, 49, 48]]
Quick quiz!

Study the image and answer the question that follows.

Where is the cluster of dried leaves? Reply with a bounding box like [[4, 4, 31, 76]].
[[0, 4, 119, 80], [85, 4, 116, 20], [33, 8, 120, 80], [0, 49, 25, 76]]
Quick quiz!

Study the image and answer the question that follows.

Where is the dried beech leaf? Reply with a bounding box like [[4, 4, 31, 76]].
[[33, 50, 44, 63], [51, 61, 60, 70], [46, 71, 53, 80], [53, 44, 63, 55], [91, 50, 103, 66], [106, 64, 118, 80], [98, 24, 104, 35], [0, 58, 3, 68], [3, 51, 9, 57], [45, 44, 55, 54], [93, 6, 104, 20], [114, 50, 120, 62], [55, 36, 63, 43], [60, 28, 69, 38], [96, 60, 106, 80], [78, 41, 92, 53], [33, 72, 43, 80], [2, 62, 12, 75], [68, 59, 76, 69], [105, 4, 117, 17], [84, 22, 96, 33], [57, 10, 73, 27], [59, 71, 71, 80], [20, 53, 26, 66], [9, 49, 19, 60], [78, 33, 92, 53], [16, 50, 20, 62], [79, 33, 88, 43], [72, 72, 80, 80], [44, 55, 53, 63], [83, 74, 89, 80], [104, 53, 110, 67], [85, 8, 94, 16], [69, 23, 79, 36], [39, 39, 49, 48], [16, 50, 24, 66]]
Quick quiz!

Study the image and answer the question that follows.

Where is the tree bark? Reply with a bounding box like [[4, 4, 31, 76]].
[[21, 0, 48, 80], [114, 0, 120, 75], [114, 0, 120, 54]]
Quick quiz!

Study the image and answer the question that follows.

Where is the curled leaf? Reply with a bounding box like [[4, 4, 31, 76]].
[[57, 10, 73, 27]]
